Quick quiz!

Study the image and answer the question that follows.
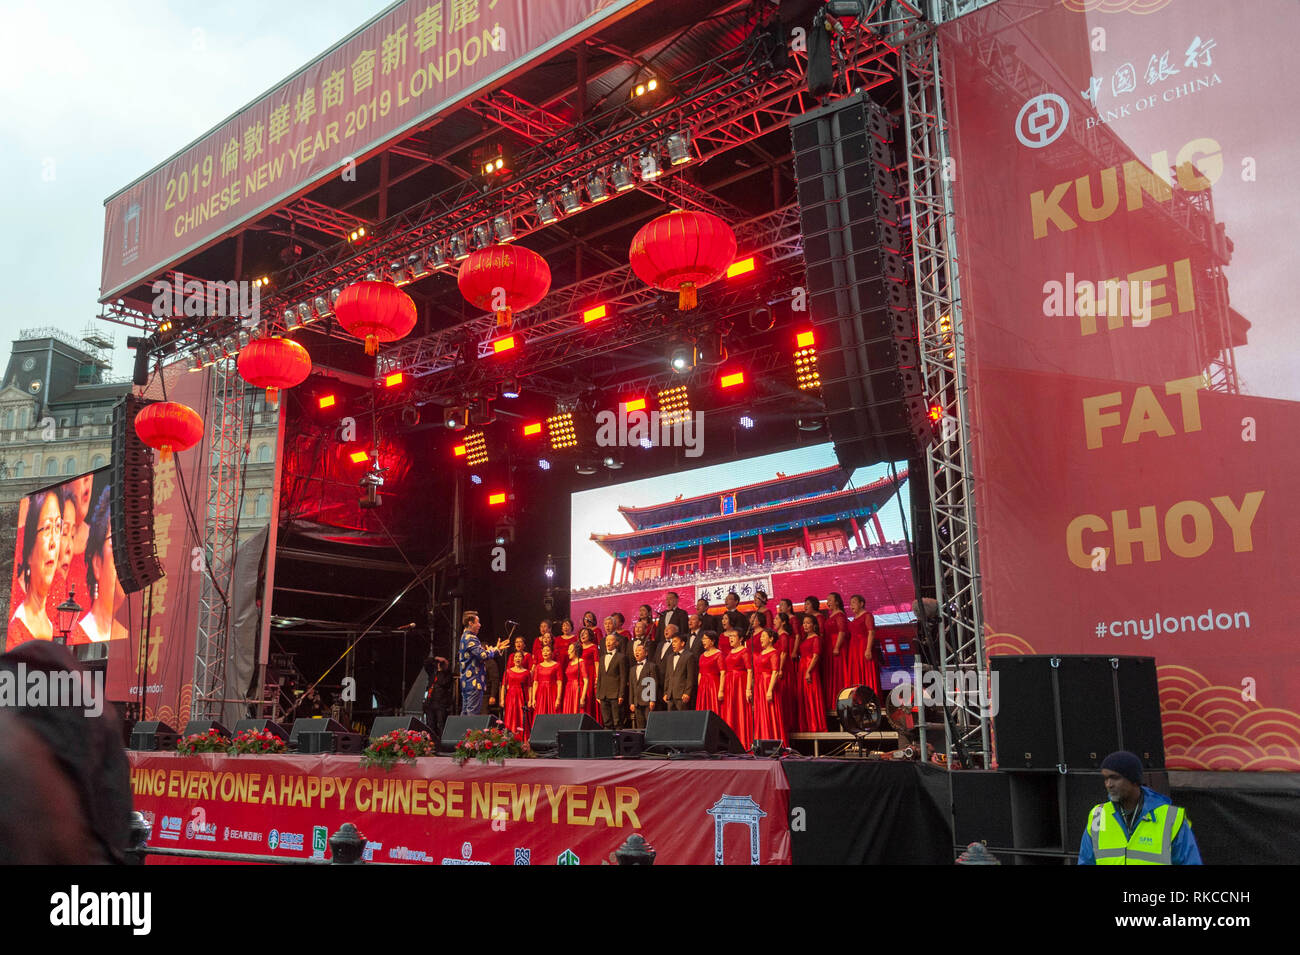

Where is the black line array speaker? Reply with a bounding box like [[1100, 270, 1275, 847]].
[[990, 655, 1165, 771], [110, 394, 165, 594], [789, 92, 930, 469]]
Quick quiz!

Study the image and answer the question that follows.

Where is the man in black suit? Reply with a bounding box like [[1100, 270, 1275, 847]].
[[631, 618, 655, 661], [661, 632, 698, 711], [685, 614, 713, 658], [627, 640, 659, 729], [721, 591, 749, 640], [654, 622, 677, 673], [655, 591, 690, 645], [595, 633, 629, 729]]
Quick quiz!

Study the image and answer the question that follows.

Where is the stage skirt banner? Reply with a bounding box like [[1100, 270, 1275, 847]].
[[939, 0, 1300, 768], [129, 753, 792, 865], [100, 0, 645, 300]]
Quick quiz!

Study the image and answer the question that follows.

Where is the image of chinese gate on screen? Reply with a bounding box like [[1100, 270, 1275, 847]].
[[7, 468, 126, 649]]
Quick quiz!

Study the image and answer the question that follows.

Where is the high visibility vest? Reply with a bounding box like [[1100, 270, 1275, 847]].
[[1087, 802, 1185, 865]]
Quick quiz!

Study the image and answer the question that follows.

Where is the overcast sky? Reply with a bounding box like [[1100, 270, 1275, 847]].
[[0, 0, 393, 377]]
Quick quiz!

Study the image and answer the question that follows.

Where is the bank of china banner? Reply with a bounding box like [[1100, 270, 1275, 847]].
[[130, 754, 792, 865], [940, 0, 1299, 769]]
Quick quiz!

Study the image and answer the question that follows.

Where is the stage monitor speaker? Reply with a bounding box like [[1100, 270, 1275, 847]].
[[297, 730, 365, 754], [789, 92, 930, 469], [129, 720, 177, 752], [557, 730, 618, 759], [529, 714, 600, 754], [233, 718, 288, 741], [436, 714, 495, 753], [644, 711, 742, 754], [990, 655, 1165, 771], [370, 716, 433, 742], [181, 720, 230, 739], [289, 717, 349, 747], [109, 394, 166, 594]]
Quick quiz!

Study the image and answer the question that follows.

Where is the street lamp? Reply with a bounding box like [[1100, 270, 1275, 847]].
[[55, 585, 82, 646]]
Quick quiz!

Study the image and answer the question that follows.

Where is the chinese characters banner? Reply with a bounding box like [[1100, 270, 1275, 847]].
[[101, 0, 643, 300], [940, 0, 1300, 768], [129, 753, 792, 865]]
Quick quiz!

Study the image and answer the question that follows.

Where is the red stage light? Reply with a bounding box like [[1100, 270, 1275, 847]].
[[624, 397, 646, 412], [491, 335, 516, 354], [453, 444, 467, 457], [318, 395, 336, 409], [522, 422, 543, 436], [582, 304, 607, 323], [349, 450, 369, 463], [720, 371, 745, 388], [726, 256, 756, 279], [796, 330, 816, 348], [384, 371, 403, 387], [928, 404, 944, 422], [488, 492, 507, 506]]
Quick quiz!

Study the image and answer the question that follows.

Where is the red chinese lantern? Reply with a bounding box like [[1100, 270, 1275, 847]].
[[629, 209, 737, 309], [333, 280, 418, 355], [134, 401, 203, 461], [457, 244, 551, 330], [236, 337, 312, 406]]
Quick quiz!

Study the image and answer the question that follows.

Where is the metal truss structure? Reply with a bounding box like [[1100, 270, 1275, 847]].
[[193, 357, 246, 719]]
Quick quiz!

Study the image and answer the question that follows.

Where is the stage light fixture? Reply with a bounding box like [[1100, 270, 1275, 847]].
[[582, 304, 607, 323], [201, 347, 218, 368], [390, 260, 410, 285], [499, 376, 521, 399], [488, 491, 506, 506], [720, 370, 745, 388], [430, 245, 448, 270], [639, 436, 652, 449], [697, 331, 728, 366], [574, 461, 598, 475], [313, 295, 331, 317], [587, 172, 609, 203], [453, 444, 467, 457], [546, 412, 577, 450], [449, 234, 469, 260], [493, 215, 515, 242], [560, 183, 581, 214], [666, 129, 692, 165], [797, 417, 823, 431], [349, 450, 369, 463], [469, 396, 494, 426], [739, 415, 755, 429], [464, 430, 489, 466], [611, 160, 634, 193], [603, 453, 623, 470], [726, 256, 757, 279], [444, 406, 469, 430], [384, 371, 403, 387], [329, 286, 343, 306], [536, 196, 558, 224], [365, 270, 380, 282], [406, 252, 428, 281], [188, 354, 203, 372], [623, 397, 646, 413], [538, 458, 551, 470], [319, 394, 337, 409], [282, 308, 296, 327], [348, 227, 367, 242], [657, 384, 691, 425], [638, 149, 661, 181], [522, 421, 543, 436], [630, 72, 661, 104], [794, 330, 821, 391], [749, 305, 774, 331], [929, 403, 944, 423], [544, 555, 556, 579], [472, 223, 492, 250], [668, 341, 696, 374], [472, 474, 483, 485], [491, 335, 517, 354]]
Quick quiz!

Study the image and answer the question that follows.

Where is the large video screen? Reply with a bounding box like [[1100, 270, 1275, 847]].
[[7, 469, 125, 649], [570, 443, 915, 626]]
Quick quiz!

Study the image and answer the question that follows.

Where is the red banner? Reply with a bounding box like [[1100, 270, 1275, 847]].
[[129, 753, 792, 865], [100, 0, 643, 301], [940, 0, 1300, 768]]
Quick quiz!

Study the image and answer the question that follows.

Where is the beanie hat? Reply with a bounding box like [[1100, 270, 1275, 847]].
[[1101, 751, 1143, 785]]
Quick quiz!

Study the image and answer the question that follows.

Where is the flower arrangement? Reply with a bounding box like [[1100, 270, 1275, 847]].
[[177, 727, 232, 755], [361, 729, 437, 771], [228, 728, 287, 755], [452, 724, 527, 766]]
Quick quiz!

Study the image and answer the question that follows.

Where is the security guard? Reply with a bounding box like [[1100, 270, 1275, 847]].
[[1078, 751, 1202, 865]]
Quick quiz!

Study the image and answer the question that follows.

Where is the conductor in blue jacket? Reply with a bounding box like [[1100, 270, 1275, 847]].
[[458, 610, 509, 716]]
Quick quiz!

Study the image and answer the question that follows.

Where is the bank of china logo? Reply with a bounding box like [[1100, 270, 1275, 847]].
[[1015, 94, 1069, 149], [557, 848, 580, 866]]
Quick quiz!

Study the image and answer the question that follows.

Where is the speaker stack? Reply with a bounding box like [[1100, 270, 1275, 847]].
[[956, 655, 1167, 864], [110, 394, 165, 594], [789, 92, 931, 469]]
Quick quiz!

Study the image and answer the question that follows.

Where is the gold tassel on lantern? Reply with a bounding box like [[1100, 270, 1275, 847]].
[[159, 446, 173, 462], [265, 386, 280, 407], [495, 307, 513, 331], [678, 282, 697, 310], [365, 334, 378, 356]]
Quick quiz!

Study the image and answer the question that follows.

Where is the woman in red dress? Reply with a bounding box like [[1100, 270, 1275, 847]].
[[774, 611, 797, 733], [825, 592, 851, 698], [746, 612, 767, 656], [561, 642, 590, 715], [847, 594, 879, 695], [511, 636, 533, 673], [531, 645, 563, 717], [579, 628, 601, 720], [753, 628, 786, 745], [554, 618, 576, 664], [695, 632, 725, 723], [804, 596, 830, 694], [718, 631, 754, 749], [502, 651, 533, 742], [797, 614, 827, 732], [8, 489, 61, 649], [531, 619, 553, 662]]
